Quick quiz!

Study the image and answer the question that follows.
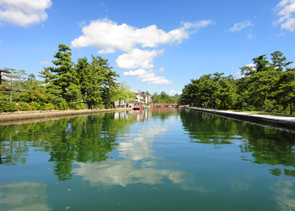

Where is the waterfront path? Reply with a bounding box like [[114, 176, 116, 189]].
[[190, 108, 295, 131]]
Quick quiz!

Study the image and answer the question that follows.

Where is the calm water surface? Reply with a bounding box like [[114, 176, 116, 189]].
[[0, 108, 295, 211]]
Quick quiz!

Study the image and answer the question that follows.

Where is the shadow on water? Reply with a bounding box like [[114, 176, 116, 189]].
[[0, 111, 136, 181], [180, 109, 295, 177]]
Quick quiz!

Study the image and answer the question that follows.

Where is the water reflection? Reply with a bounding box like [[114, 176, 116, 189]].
[[2, 108, 295, 210], [271, 180, 295, 211], [0, 112, 136, 181], [0, 182, 51, 211], [73, 159, 191, 188], [73, 112, 208, 192], [180, 109, 295, 177]]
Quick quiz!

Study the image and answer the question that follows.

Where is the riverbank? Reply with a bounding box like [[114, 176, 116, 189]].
[[0, 108, 132, 123], [190, 108, 295, 131]]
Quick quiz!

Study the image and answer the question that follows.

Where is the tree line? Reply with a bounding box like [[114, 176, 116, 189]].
[[151, 91, 180, 103], [0, 44, 135, 112], [179, 51, 295, 114]]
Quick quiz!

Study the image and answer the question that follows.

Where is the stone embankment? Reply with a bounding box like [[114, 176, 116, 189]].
[[0, 108, 132, 123], [190, 108, 295, 131]]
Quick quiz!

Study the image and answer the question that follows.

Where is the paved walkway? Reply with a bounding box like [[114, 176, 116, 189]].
[[190, 108, 295, 130]]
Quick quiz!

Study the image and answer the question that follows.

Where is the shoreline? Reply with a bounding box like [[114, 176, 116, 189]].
[[0, 108, 132, 124], [189, 108, 295, 132]]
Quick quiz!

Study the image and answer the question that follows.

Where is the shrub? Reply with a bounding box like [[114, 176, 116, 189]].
[[69, 102, 83, 110], [17, 102, 29, 111], [105, 104, 114, 109], [94, 104, 103, 109], [0, 100, 17, 112], [79, 103, 86, 109], [45, 103, 55, 110], [30, 102, 40, 110], [57, 101, 69, 110]]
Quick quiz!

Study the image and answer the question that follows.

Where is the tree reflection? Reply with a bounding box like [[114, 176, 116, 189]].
[[180, 109, 239, 144], [0, 111, 136, 181], [180, 109, 295, 177]]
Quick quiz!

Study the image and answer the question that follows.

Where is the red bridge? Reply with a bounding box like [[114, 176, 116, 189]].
[[150, 103, 184, 107]]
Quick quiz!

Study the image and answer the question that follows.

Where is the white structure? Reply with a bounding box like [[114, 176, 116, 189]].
[[133, 90, 152, 104]]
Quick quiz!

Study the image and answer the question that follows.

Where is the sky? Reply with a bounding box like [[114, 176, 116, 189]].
[[1, 0, 295, 96]]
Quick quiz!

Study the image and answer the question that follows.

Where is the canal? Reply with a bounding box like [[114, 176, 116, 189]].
[[0, 108, 295, 210]]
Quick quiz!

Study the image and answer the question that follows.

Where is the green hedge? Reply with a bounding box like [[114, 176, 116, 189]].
[[0, 101, 17, 112], [0, 101, 86, 113]]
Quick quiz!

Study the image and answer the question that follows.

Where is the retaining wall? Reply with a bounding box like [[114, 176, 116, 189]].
[[189, 108, 295, 131], [0, 108, 132, 123]]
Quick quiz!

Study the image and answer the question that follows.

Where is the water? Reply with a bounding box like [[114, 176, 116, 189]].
[[0, 108, 295, 211]]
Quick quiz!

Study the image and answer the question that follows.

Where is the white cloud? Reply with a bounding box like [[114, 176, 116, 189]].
[[137, 70, 173, 85], [71, 18, 214, 85], [168, 89, 182, 96], [123, 68, 146, 76], [98, 48, 115, 54], [157, 67, 165, 72], [123, 68, 173, 85], [277, 32, 286, 37], [229, 21, 253, 32], [116, 49, 164, 69], [235, 71, 242, 79], [71, 18, 215, 52], [246, 63, 256, 68], [274, 0, 295, 31], [0, 0, 52, 27], [39, 61, 50, 65], [247, 33, 255, 39], [99, 2, 108, 12]]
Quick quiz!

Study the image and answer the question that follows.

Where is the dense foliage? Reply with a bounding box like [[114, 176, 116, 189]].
[[0, 44, 135, 111], [152, 91, 180, 103], [179, 51, 295, 114]]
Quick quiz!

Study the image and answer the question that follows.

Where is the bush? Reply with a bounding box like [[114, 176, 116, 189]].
[[57, 101, 69, 110], [69, 102, 84, 110], [0, 100, 17, 112], [79, 103, 86, 109], [105, 104, 114, 109], [45, 103, 55, 110], [30, 102, 40, 110], [17, 102, 29, 111], [94, 104, 103, 109]]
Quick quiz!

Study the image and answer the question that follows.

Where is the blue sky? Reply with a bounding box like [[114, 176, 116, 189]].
[[1, 0, 295, 95]]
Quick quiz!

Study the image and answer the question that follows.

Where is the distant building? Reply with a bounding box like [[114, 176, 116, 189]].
[[133, 90, 152, 104]]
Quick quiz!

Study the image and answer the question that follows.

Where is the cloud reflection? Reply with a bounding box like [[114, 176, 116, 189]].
[[0, 182, 51, 211], [272, 180, 295, 211], [72, 122, 209, 192]]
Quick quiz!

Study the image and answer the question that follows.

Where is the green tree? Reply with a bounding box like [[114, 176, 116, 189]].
[[273, 68, 295, 114], [271, 51, 293, 72], [94, 56, 119, 108], [40, 44, 81, 103], [110, 81, 135, 107]]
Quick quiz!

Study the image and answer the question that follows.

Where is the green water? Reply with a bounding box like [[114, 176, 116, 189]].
[[0, 108, 295, 211]]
